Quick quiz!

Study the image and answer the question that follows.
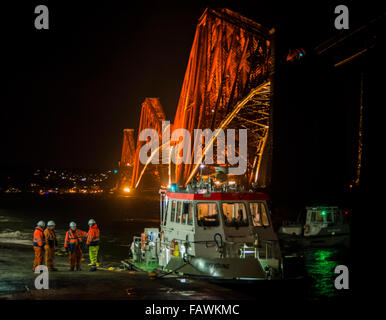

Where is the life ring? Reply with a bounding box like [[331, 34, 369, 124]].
[[304, 224, 311, 234], [141, 232, 146, 250]]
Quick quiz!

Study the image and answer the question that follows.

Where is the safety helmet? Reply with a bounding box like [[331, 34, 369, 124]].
[[88, 219, 96, 226], [69, 221, 77, 228], [37, 221, 45, 228], [47, 220, 55, 227]]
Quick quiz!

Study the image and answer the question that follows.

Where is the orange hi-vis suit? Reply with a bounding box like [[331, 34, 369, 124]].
[[64, 228, 87, 270], [44, 228, 57, 270], [33, 226, 45, 271], [86, 224, 100, 246], [87, 224, 100, 267]]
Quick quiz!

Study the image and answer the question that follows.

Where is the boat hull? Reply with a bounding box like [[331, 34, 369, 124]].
[[164, 256, 269, 280], [279, 233, 350, 250]]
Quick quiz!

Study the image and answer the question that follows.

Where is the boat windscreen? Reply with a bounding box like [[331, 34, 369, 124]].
[[197, 203, 219, 227], [250, 202, 270, 227], [182, 202, 194, 225], [176, 201, 182, 223], [311, 208, 338, 224], [170, 200, 177, 222], [222, 202, 249, 227]]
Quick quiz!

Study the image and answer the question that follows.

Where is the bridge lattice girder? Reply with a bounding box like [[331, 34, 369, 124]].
[[120, 129, 136, 167], [172, 8, 272, 186], [123, 8, 273, 189], [116, 129, 136, 189], [131, 98, 166, 188], [184, 81, 272, 187]]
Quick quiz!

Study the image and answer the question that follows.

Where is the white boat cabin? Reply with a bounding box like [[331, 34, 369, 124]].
[[155, 190, 282, 278]]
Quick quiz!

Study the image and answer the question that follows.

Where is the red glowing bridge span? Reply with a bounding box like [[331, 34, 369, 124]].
[[118, 8, 274, 191]]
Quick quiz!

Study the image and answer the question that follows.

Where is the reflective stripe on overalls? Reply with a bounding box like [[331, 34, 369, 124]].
[[64, 229, 83, 251], [87, 224, 100, 246], [33, 227, 44, 247]]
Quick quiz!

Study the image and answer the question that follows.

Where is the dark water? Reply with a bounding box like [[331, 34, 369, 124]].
[[0, 195, 350, 299]]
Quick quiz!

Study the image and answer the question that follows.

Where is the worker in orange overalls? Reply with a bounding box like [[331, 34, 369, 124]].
[[44, 220, 58, 271], [64, 221, 87, 271], [86, 219, 100, 272], [33, 221, 46, 272]]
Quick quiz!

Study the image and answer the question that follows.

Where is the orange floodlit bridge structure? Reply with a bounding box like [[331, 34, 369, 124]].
[[116, 129, 136, 191], [118, 8, 274, 191]]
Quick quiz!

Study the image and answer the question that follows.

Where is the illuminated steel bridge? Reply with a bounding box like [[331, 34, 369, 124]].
[[118, 8, 274, 191]]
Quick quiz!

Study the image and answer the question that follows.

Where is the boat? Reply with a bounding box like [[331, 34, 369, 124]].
[[126, 180, 302, 280], [278, 206, 350, 250]]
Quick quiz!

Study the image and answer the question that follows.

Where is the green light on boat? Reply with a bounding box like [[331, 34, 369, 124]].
[[321, 211, 326, 216]]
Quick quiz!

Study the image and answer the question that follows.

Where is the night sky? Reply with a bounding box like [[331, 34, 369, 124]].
[[1, 1, 382, 170]]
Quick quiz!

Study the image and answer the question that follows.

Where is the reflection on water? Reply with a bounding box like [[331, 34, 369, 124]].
[[304, 248, 349, 299]]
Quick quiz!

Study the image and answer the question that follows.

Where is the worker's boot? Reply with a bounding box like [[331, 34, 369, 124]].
[[69, 267, 74, 271], [89, 265, 97, 272], [76, 267, 82, 271]]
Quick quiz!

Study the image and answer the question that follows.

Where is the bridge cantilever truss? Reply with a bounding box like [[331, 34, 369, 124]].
[[184, 81, 272, 187], [131, 98, 166, 189], [116, 129, 136, 190], [118, 8, 274, 190]]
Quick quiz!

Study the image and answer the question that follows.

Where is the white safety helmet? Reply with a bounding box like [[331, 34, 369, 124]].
[[47, 220, 56, 227], [37, 221, 45, 228], [69, 221, 77, 228], [88, 219, 96, 226]]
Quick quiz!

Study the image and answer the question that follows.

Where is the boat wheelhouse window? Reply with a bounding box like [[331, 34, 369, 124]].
[[312, 211, 325, 223], [170, 200, 176, 222], [187, 203, 193, 225], [311, 209, 336, 223], [182, 202, 190, 225], [222, 202, 248, 227], [162, 198, 168, 226], [325, 212, 333, 223], [176, 201, 182, 223], [250, 202, 270, 227], [334, 211, 342, 224], [196, 202, 219, 227]]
